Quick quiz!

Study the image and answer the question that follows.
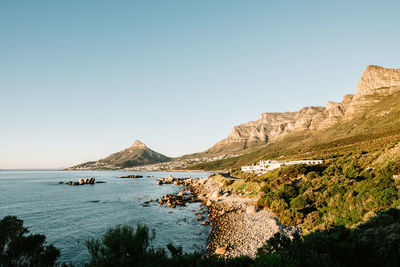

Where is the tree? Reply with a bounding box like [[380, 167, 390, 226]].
[[85, 224, 167, 267], [0, 216, 60, 267]]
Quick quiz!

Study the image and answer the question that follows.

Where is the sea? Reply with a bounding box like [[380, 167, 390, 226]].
[[0, 170, 212, 265]]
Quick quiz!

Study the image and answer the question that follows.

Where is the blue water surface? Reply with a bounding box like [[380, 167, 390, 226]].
[[0, 171, 211, 265]]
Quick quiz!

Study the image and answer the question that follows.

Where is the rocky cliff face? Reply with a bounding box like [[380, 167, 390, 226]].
[[204, 65, 400, 155], [355, 65, 400, 97]]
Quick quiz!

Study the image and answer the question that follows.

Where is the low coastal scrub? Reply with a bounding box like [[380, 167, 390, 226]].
[[221, 157, 400, 231], [212, 174, 261, 197], [3, 210, 400, 266]]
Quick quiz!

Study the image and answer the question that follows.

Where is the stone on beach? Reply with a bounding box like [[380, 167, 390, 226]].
[[246, 206, 257, 214], [211, 190, 222, 199], [215, 246, 227, 255]]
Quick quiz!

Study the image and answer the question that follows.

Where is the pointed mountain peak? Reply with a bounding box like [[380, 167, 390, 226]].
[[131, 140, 147, 149]]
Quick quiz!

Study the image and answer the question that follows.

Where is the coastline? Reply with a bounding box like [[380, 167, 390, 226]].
[[186, 176, 299, 257]]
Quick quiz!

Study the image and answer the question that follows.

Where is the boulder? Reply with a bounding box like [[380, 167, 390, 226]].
[[215, 247, 227, 255], [206, 200, 212, 207], [211, 190, 222, 199], [166, 175, 174, 183], [78, 179, 84, 185], [119, 175, 143, 178], [246, 206, 257, 214]]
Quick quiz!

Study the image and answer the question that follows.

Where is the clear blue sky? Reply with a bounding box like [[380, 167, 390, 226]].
[[1, 0, 400, 169]]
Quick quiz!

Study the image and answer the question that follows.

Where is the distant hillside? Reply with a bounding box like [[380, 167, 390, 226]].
[[188, 65, 400, 170], [67, 140, 171, 170]]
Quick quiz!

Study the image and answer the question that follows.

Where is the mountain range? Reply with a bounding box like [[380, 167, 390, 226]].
[[68, 65, 400, 171]]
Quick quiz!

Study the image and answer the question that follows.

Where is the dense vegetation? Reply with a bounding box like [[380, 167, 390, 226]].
[[3, 210, 400, 266], [210, 156, 400, 231], [0, 216, 60, 266]]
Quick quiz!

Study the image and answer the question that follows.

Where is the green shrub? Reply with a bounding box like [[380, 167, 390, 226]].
[[85, 224, 167, 266], [270, 199, 289, 213], [0, 216, 60, 267], [306, 171, 318, 180], [290, 196, 308, 209]]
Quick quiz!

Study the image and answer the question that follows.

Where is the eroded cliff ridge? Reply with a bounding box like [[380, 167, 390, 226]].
[[204, 65, 400, 155]]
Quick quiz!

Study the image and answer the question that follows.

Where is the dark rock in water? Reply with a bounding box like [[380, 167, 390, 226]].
[[95, 181, 106, 183], [118, 175, 143, 178], [65, 177, 96, 186], [90, 200, 100, 203], [58, 181, 64, 184]]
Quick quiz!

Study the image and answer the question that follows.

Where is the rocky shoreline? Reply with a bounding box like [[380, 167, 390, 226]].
[[157, 175, 299, 258]]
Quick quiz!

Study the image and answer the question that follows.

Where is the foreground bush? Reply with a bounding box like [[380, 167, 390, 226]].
[[85, 209, 400, 266], [2, 210, 400, 266], [85, 224, 167, 266], [0, 216, 60, 267]]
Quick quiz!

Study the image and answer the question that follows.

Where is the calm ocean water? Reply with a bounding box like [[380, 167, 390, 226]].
[[0, 171, 212, 265]]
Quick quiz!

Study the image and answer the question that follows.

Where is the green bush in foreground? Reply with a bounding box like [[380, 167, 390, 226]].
[[84, 209, 400, 266], [2, 210, 400, 266], [0, 216, 60, 267]]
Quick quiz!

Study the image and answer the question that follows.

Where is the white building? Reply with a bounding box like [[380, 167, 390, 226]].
[[241, 159, 323, 174]]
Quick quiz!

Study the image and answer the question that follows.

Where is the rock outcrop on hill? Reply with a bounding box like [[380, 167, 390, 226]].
[[67, 140, 171, 170], [355, 65, 400, 97], [202, 65, 400, 155]]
